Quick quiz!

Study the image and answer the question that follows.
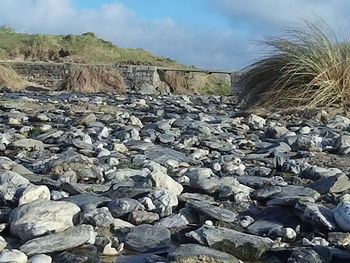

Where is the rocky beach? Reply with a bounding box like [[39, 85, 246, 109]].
[[0, 89, 350, 263]]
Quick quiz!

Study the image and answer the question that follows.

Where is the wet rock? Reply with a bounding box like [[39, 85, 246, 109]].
[[20, 225, 96, 256], [168, 244, 240, 263], [125, 224, 171, 252], [187, 225, 273, 261], [9, 200, 80, 241]]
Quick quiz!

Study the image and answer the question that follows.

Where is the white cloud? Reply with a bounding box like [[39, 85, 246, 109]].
[[0, 0, 349, 69]]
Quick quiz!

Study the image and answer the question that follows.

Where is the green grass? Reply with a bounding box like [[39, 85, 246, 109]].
[[0, 27, 186, 67], [237, 20, 350, 110]]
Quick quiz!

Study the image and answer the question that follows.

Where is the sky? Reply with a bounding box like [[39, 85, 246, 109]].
[[1, 0, 350, 69]]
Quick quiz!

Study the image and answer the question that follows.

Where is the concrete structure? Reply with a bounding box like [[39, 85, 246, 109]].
[[0, 61, 238, 93]]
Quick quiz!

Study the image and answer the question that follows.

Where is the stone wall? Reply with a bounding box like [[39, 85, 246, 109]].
[[0, 61, 237, 94]]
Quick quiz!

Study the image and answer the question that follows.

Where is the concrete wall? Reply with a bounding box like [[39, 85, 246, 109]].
[[0, 61, 236, 94]]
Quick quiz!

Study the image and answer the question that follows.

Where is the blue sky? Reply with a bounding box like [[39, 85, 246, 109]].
[[0, 0, 349, 69]]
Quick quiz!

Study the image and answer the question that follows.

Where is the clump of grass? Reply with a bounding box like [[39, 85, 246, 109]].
[[0, 65, 28, 89], [237, 20, 350, 110], [62, 65, 127, 94]]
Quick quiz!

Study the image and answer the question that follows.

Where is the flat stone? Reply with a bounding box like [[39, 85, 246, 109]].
[[128, 211, 160, 225], [187, 225, 273, 261], [125, 224, 171, 252], [145, 146, 195, 166], [308, 174, 350, 195], [295, 202, 338, 231], [62, 194, 111, 209], [168, 244, 240, 263], [187, 200, 237, 223], [9, 200, 80, 241], [20, 225, 96, 256]]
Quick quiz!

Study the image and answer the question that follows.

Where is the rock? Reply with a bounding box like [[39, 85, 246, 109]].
[[168, 244, 240, 263], [62, 194, 110, 208], [146, 190, 178, 217], [28, 254, 52, 263], [145, 146, 195, 166], [268, 227, 297, 241], [326, 115, 350, 130], [187, 225, 273, 261], [139, 83, 158, 95], [328, 232, 350, 247], [301, 166, 343, 180], [77, 113, 96, 125], [295, 202, 337, 231], [18, 185, 50, 205], [12, 139, 43, 151], [266, 126, 289, 139], [0, 236, 6, 251], [334, 202, 350, 231], [336, 135, 350, 154], [0, 249, 27, 263], [251, 186, 282, 200], [187, 200, 237, 223], [82, 207, 114, 228], [0, 170, 30, 204], [103, 242, 123, 256], [247, 114, 266, 130], [107, 198, 142, 218], [125, 224, 171, 252], [155, 213, 189, 229], [128, 211, 159, 225], [308, 174, 350, 195], [147, 164, 183, 195], [185, 168, 220, 194], [287, 248, 326, 263], [20, 225, 96, 256], [9, 200, 80, 241], [111, 218, 135, 230]]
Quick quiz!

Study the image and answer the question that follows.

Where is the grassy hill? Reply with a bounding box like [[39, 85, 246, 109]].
[[0, 27, 186, 67]]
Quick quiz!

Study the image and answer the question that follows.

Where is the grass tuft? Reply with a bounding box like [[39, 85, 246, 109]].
[[237, 20, 350, 110]]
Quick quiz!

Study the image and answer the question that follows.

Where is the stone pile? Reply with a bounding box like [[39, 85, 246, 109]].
[[0, 90, 349, 262]]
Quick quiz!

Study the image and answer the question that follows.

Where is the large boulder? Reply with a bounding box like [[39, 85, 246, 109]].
[[20, 225, 96, 256], [9, 200, 80, 241], [187, 225, 273, 261]]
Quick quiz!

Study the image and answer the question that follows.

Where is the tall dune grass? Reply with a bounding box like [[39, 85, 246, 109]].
[[237, 21, 350, 110]]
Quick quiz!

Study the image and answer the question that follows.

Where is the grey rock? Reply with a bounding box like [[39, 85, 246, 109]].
[[187, 225, 273, 261], [145, 146, 195, 166], [155, 213, 189, 229], [251, 186, 282, 200], [146, 190, 178, 217], [81, 207, 114, 228], [20, 225, 96, 256], [107, 198, 142, 218], [187, 200, 237, 222], [185, 168, 220, 194], [0, 249, 27, 263], [125, 224, 171, 252], [9, 200, 80, 241], [61, 194, 111, 208], [295, 202, 338, 231], [301, 166, 343, 180], [334, 202, 350, 231], [308, 174, 350, 194], [326, 115, 350, 130], [28, 254, 52, 263], [168, 244, 240, 263], [128, 210, 160, 225], [287, 248, 326, 263]]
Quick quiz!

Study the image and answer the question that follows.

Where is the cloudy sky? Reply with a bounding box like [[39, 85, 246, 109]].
[[0, 0, 349, 69]]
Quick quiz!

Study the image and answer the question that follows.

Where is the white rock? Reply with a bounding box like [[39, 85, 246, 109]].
[[111, 219, 135, 230], [334, 202, 350, 231], [18, 185, 50, 205], [140, 197, 156, 211], [148, 171, 183, 195], [9, 200, 80, 241], [0, 171, 30, 203], [103, 242, 124, 256], [0, 249, 27, 263], [247, 114, 266, 130], [28, 254, 52, 263], [0, 236, 6, 251], [113, 143, 128, 153]]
